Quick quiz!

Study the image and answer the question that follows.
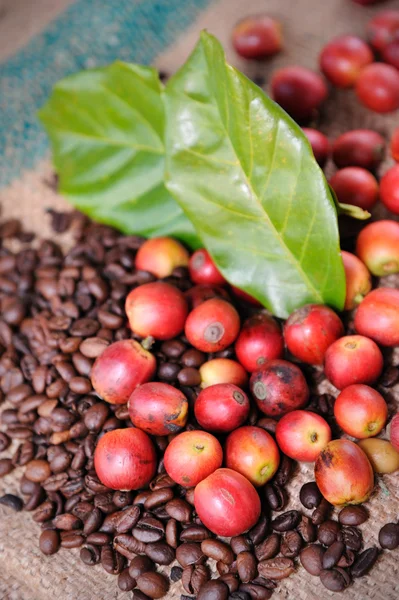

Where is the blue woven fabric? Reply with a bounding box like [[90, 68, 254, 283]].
[[0, 0, 213, 187]]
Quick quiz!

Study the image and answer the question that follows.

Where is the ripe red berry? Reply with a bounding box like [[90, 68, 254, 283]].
[[355, 287, 399, 346], [271, 66, 328, 121], [332, 129, 385, 170], [380, 164, 399, 214], [128, 382, 188, 436], [382, 39, 399, 69], [356, 220, 399, 276], [341, 250, 372, 311], [194, 383, 250, 433], [135, 237, 189, 278], [185, 284, 230, 310], [302, 128, 330, 167], [284, 304, 344, 365], [391, 127, 399, 161], [356, 63, 399, 113], [320, 35, 373, 88], [353, 0, 388, 5], [367, 10, 399, 53], [185, 297, 240, 352], [189, 249, 226, 286], [235, 312, 284, 372], [324, 335, 383, 390], [126, 281, 188, 340], [232, 15, 282, 60], [329, 167, 379, 211]]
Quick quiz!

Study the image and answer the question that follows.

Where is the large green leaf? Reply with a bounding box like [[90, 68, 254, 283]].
[[164, 32, 345, 318], [39, 61, 199, 247]]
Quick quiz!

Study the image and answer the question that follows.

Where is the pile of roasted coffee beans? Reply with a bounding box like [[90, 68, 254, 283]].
[[0, 210, 398, 599]]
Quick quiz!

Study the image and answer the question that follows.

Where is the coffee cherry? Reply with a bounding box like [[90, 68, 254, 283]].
[[329, 167, 379, 211], [355, 288, 399, 346], [232, 15, 282, 59], [320, 35, 373, 88], [332, 129, 385, 170], [382, 40, 399, 69], [341, 251, 372, 311], [367, 10, 399, 53], [195, 384, 250, 433], [271, 66, 328, 121], [380, 164, 399, 214], [356, 220, 399, 276], [135, 237, 189, 278], [324, 335, 383, 390], [185, 298, 240, 352], [391, 127, 399, 161], [189, 249, 226, 286], [302, 128, 330, 167], [235, 312, 284, 372], [356, 63, 399, 113]]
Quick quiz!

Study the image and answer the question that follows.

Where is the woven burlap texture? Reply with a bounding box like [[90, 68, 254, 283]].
[[1, 0, 399, 598]]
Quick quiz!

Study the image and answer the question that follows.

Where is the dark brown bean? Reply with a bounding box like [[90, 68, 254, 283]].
[[300, 544, 325, 576], [114, 534, 147, 560], [0, 432, 10, 452], [115, 505, 141, 533], [178, 367, 201, 387], [312, 498, 332, 525], [323, 540, 345, 569], [145, 541, 175, 565], [129, 555, 155, 579], [113, 490, 134, 508], [52, 513, 82, 531], [230, 536, 252, 555], [197, 580, 229, 600], [165, 518, 178, 548], [49, 450, 72, 474], [258, 557, 295, 580], [133, 517, 165, 543], [181, 349, 206, 368], [237, 551, 257, 583], [176, 543, 206, 567], [280, 531, 302, 558], [338, 505, 368, 526], [0, 493, 23, 511], [201, 539, 234, 564], [132, 591, 151, 600], [272, 510, 301, 532], [60, 532, 85, 548], [83, 403, 109, 432], [248, 514, 269, 545], [39, 529, 60, 555], [24, 459, 51, 483], [341, 526, 362, 551], [320, 568, 351, 592], [0, 458, 14, 477], [80, 544, 101, 566], [351, 547, 379, 578], [165, 498, 192, 522], [297, 515, 317, 543], [379, 523, 399, 549], [318, 520, 341, 546], [144, 487, 174, 510], [255, 533, 280, 561], [337, 548, 355, 568], [274, 454, 293, 486], [118, 568, 137, 592], [263, 483, 287, 511], [101, 545, 125, 574], [6, 384, 33, 405], [136, 572, 169, 599], [33, 500, 56, 522], [180, 525, 211, 542], [239, 583, 272, 600], [299, 481, 322, 509], [170, 566, 183, 583], [86, 532, 111, 545]]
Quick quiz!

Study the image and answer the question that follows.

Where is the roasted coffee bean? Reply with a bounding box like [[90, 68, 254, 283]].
[[49, 450, 72, 474], [272, 510, 301, 532], [236, 551, 257, 583], [337, 548, 355, 568], [115, 505, 141, 533], [160, 339, 186, 358], [297, 515, 317, 543], [1, 409, 18, 425], [24, 486, 45, 511], [379, 366, 399, 387], [299, 482, 322, 509], [351, 547, 379, 578], [218, 573, 238, 594], [251, 577, 276, 592], [176, 542, 206, 567], [180, 525, 210, 542], [0, 493, 23, 511], [52, 513, 82, 531], [86, 532, 111, 545], [256, 417, 277, 435], [312, 498, 332, 525], [255, 533, 280, 561], [0, 458, 14, 477], [7, 424, 33, 440], [341, 526, 362, 551], [238, 584, 272, 600], [201, 539, 234, 564], [129, 555, 155, 579], [258, 557, 295, 580], [132, 591, 151, 600], [60, 532, 85, 548], [0, 432, 10, 452], [149, 473, 175, 491], [72, 353, 92, 376], [144, 488, 174, 510], [6, 383, 32, 405], [118, 568, 137, 592], [230, 535, 252, 555], [113, 490, 134, 508], [70, 501, 92, 522], [165, 518, 178, 548], [338, 505, 368, 526], [83, 403, 109, 432], [145, 541, 175, 565], [182, 564, 194, 594], [80, 544, 101, 566], [101, 545, 125, 574], [181, 349, 206, 368], [248, 514, 269, 545], [178, 367, 201, 387], [165, 498, 192, 522], [170, 566, 183, 583], [323, 541, 345, 569], [189, 565, 210, 594], [378, 523, 399, 549], [300, 544, 325, 576], [25, 460, 51, 483], [158, 362, 180, 382], [280, 531, 302, 558], [133, 517, 165, 543], [318, 520, 341, 546], [184, 488, 195, 506], [33, 500, 55, 522], [136, 572, 169, 599], [274, 454, 293, 486], [197, 580, 229, 600], [320, 568, 350, 592], [114, 534, 147, 560], [263, 483, 287, 511], [100, 511, 123, 534], [39, 529, 60, 555], [94, 492, 116, 514]]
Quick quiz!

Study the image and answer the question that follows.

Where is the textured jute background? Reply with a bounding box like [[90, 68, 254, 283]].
[[1, 0, 399, 598]]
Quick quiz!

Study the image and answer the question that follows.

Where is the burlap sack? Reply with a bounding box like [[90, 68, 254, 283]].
[[1, 0, 399, 598]]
